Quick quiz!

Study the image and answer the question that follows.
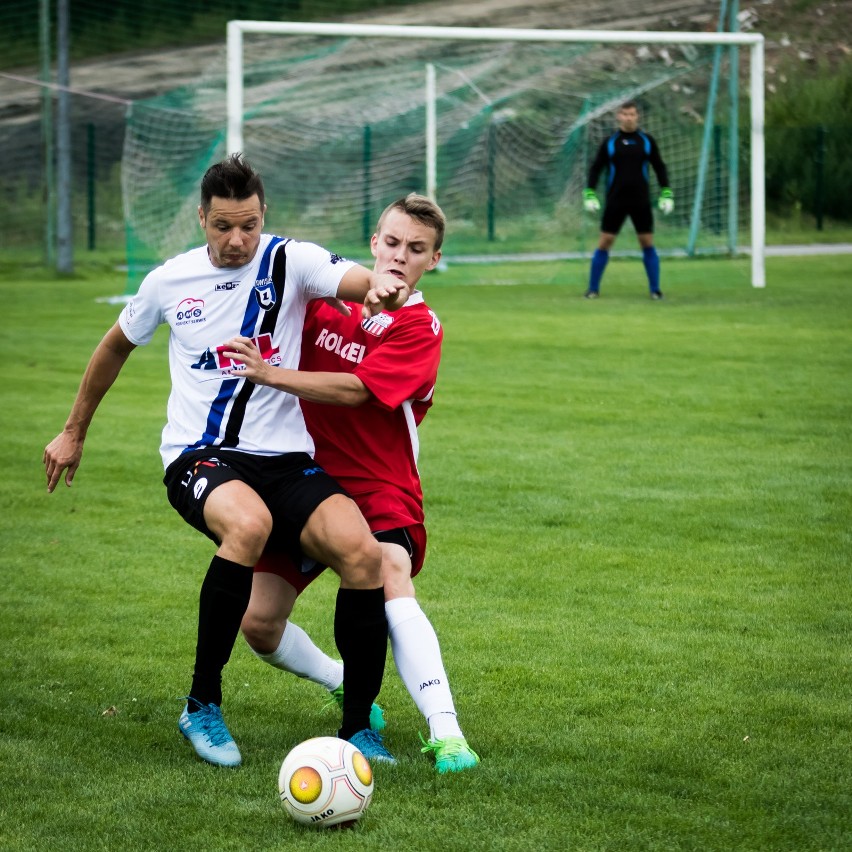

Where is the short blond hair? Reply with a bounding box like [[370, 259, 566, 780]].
[[376, 193, 446, 251]]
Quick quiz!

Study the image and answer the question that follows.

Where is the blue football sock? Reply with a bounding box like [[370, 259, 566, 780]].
[[588, 249, 609, 293], [642, 246, 661, 293]]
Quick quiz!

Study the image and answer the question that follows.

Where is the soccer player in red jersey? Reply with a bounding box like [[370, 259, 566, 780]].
[[223, 194, 479, 773]]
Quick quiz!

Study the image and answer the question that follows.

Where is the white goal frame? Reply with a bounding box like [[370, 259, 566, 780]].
[[226, 21, 766, 287]]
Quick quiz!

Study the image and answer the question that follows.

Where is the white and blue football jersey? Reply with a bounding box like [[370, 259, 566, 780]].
[[119, 234, 355, 469]]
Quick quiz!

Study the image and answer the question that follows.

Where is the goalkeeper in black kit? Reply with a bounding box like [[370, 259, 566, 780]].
[[582, 100, 673, 300]]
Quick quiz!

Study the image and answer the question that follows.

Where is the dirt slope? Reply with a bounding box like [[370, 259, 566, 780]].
[[1, 0, 849, 119]]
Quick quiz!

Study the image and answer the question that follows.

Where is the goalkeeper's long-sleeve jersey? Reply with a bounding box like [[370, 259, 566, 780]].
[[586, 129, 670, 205]]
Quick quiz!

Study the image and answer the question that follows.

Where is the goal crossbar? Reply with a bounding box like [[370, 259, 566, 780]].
[[226, 21, 766, 287]]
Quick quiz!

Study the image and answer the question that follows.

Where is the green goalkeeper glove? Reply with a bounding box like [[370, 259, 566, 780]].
[[583, 188, 601, 214], [658, 188, 674, 215]]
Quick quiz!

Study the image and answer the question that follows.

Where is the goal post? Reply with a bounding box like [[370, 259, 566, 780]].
[[120, 21, 767, 291], [225, 21, 766, 287]]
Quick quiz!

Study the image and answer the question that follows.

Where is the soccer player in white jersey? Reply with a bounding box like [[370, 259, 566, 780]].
[[223, 194, 480, 773], [43, 154, 411, 767]]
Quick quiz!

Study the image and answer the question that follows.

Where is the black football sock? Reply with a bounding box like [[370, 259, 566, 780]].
[[188, 554, 253, 711], [334, 587, 388, 739]]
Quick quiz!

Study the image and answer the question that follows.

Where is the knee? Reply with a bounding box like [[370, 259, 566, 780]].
[[383, 572, 415, 600], [381, 547, 415, 599], [225, 514, 272, 565], [241, 607, 284, 654], [302, 498, 383, 588], [337, 535, 383, 589]]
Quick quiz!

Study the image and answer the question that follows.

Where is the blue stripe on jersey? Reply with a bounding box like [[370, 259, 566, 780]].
[[606, 134, 617, 191], [639, 132, 651, 183], [195, 377, 241, 448], [186, 237, 284, 453], [240, 236, 283, 336]]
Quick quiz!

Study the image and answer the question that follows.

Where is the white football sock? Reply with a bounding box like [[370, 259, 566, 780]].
[[385, 597, 464, 740], [251, 621, 342, 692]]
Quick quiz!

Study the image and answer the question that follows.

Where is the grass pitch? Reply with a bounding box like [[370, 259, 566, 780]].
[[0, 254, 849, 851]]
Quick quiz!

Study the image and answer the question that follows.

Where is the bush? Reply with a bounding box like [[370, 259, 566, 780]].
[[765, 60, 852, 221]]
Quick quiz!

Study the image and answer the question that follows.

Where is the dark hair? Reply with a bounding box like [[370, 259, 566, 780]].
[[619, 100, 640, 112], [377, 193, 446, 251], [200, 153, 265, 213]]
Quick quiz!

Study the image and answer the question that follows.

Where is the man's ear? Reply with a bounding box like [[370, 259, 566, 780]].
[[198, 205, 205, 229], [370, 232, 379, 259], [426, 249, 442, 272]]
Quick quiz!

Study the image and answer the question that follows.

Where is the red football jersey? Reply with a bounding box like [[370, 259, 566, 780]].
[[299, 292, 443, 531]]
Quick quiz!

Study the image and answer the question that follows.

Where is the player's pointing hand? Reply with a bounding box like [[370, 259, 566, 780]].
[[362, 272, 412, 319]]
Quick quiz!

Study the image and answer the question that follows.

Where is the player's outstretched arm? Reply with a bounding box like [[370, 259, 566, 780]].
[[335, 265, 414, 318], [44, 323, 137, 492], [361, 270, 413, 317], [222, 337, 370, 407]]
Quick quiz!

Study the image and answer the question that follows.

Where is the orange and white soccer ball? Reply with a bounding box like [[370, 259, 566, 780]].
[[278, 736, 374, 828]]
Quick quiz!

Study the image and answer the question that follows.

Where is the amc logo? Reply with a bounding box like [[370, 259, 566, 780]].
[[176, 298, 204, 322]]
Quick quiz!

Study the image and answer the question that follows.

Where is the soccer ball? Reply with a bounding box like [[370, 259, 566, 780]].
[[278, 736, 373, 829]]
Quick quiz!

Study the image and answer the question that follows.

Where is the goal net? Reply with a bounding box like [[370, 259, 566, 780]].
[[121, 22, 764, 290]]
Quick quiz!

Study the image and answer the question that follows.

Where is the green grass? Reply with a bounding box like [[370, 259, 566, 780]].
[[1, 254, 850, 850]]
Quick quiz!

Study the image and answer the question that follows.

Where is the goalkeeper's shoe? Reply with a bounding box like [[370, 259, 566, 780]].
[[650, 290, 664, 300], [178, 699, 242, 767], [584, 289, 600, 299], [326, 684, 386, 732], [347, 729, 397, 764], [420, 733, 481, 774]]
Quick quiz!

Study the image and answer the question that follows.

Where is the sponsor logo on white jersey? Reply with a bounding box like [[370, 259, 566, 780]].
[[176, 297, 205, 325], [190, 333, 281, 380], [254, 277, 276, 310], [361, 312, 394, 338], [215, 280, 241, 291]]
